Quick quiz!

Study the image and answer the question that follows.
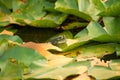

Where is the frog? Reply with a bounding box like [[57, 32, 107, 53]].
[[49, 35, 66, 46]]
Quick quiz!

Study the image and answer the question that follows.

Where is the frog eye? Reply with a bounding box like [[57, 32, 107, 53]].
[[57, 35, 65, 40]]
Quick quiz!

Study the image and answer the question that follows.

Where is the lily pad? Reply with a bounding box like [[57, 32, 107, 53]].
[[88, 66, 120, 80], [0, 46, 47, 66], [55, 0, 92, 21]]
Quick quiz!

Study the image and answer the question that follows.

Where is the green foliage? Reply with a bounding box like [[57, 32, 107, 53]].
[[0, 0, 120, 80]]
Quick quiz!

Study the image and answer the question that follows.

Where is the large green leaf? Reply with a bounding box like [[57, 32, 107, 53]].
[[0, 1, 11, 26], [0, 39, 8, 56], [87, 21, 113, 42], [78, 0, 105, 21], [102, 0, 115, 8], [30, 13, 67, 28], [88, 66, 120, 80], [0, 61, 23, 80], [11, 0, 46, 25], [55, 0, 92, 21], [99, 0, 120, 16], [103, 17, 120, 42], [0, 0, 12, 9], [0, 46, 47, 66], [61, 43, 116, 58], [79, 43, 116, 58], [0, 34, 23, 43], [43, 0, 57, 13], [74, 28, 89, 39], [12, 0, 68, 28], [87, 21, 106, 39], [74, 28, 91, 46]]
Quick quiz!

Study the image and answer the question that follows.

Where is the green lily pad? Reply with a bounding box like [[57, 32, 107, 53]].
[[30, 13, 67, 28], [43, 0, 57, 13], [103, 17, 120, 42], [88, 66, 120, 80], [61, 22, 88, 30], [61, 43, 116, 58], [0, 39, 8, 56], [27, 61, 90, 80], [55, 0, 92, 21], [0, 1, 11, 26], [87, 21, 112, 42], [99, 0, 120, 16], [0, 46, 47, 66], [0, 61, 23, 80], [11, 0, 46, 25], [78, 0, 105, 21], [0, 34, 23, 43]]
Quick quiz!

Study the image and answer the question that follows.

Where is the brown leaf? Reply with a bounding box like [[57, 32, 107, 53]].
[[21, 42, 61, 59]]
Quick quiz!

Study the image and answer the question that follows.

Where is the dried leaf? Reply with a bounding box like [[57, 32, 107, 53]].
[[21, 42, 62, 59]]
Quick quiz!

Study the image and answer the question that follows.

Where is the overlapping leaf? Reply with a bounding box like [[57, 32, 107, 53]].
[[0, 0, 120, 80]]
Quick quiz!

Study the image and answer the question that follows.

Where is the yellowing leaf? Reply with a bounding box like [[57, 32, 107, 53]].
[[0, 30, 13, 36], [21, 42, 62, 59]]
